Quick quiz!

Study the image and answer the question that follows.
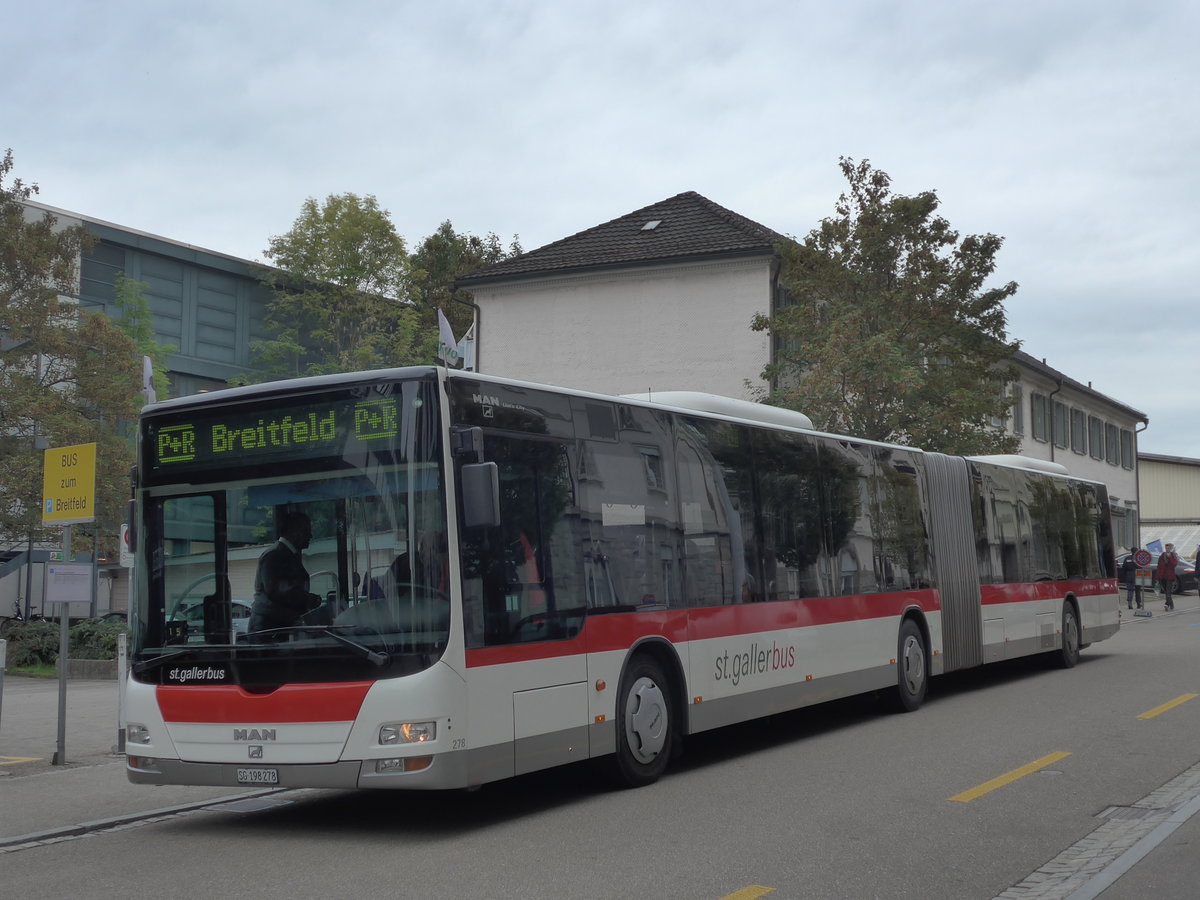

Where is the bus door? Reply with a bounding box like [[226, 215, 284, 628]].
[[460, 434, 589, 777]]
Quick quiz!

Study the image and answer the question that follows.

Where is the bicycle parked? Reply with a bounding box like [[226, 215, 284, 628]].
[[0, 598, 45, 635]]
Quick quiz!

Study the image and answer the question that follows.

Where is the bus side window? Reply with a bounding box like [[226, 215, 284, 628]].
[[461, 436, 582, 646]]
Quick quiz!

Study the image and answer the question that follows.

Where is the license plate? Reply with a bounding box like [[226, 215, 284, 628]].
[[236, 767, 279, 784]]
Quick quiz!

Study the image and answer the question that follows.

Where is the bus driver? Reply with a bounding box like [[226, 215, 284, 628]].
[[249, 510, 321, 632]]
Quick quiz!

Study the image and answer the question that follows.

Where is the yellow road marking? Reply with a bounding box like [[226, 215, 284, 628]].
[[949, 751, 1071, 803], [0, 756, 43, 765], [719, 888, 774, 900], [1138, 693, 1198, 719]]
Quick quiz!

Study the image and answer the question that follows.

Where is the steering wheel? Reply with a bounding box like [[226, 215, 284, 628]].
[[508, 612, 548, 641]]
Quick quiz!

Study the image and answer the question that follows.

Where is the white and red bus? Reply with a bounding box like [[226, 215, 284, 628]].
[[124, 366, 1119, 790]]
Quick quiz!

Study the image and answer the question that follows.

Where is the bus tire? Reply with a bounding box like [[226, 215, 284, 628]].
[[1054, 602, 1081, 669], [611, 655, 673, 788], [888, 619, 928, 713]]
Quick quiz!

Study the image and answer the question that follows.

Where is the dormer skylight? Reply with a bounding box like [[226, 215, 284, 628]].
[[641, 220, 662, 231]]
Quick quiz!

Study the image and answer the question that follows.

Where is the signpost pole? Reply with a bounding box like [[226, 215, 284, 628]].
[[53, 524, 71, 765], [0, 638, 7, 738], [1133, 548, 1154, 618], [41, 443, 96, 767]]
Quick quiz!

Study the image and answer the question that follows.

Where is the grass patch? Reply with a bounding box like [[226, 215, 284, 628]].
[[6, 663, 57, 678]]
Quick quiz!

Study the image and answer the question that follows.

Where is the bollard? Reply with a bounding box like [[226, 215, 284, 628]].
[[0, 638, 6, 737], [115, 631, 127, 754]]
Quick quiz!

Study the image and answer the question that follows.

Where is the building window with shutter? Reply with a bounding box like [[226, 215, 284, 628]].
[[1031, 393, 1048, 442], [1053, 401, 1068, 449], [1088, 416, 1104, 460], [1105, 424, 1120, 465], [1070, 408, 1087, 455], [1010, 384, 1024, 435]]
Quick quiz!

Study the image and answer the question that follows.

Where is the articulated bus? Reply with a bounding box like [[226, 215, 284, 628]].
[[125, 366, 1119, 790]]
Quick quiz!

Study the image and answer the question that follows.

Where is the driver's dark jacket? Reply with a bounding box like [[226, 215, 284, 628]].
[[250, 539, 316, 631]]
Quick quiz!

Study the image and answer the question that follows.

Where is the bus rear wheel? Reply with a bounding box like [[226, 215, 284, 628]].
[[888, 619, 928, 713], [611, 656, 673, 788], [1054, 603, 1081, 669]]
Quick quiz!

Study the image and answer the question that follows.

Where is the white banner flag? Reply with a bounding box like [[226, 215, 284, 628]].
[[142, 355, 157, 404], [437, 309, 461, 367], [456, 321, 476, 371]]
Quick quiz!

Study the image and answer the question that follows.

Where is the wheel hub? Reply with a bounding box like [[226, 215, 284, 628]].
[[625, 676, 668, 763], [901, 634, 925, 694]]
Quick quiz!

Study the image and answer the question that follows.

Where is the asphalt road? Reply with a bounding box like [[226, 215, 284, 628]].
[[2, 603, 1198, 899]]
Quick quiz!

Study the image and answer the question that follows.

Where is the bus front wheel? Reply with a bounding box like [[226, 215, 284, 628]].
[[611, 656, 673, 788]]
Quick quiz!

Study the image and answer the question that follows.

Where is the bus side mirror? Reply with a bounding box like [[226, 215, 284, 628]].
[[461, 462, 500, 529], [451, 426, 485, 463]]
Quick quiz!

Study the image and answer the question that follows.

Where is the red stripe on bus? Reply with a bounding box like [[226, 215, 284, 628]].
[[156, 681, 372, 723], [687, 590, 940, 640], [464, 634, 588, 667], [980, 579, 1116, 605], [464, 589, 941, 667], [580, 610, 690, 652]]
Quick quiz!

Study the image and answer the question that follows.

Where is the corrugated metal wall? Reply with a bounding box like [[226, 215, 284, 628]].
[[924, 453, 983, 671], [1140, 459, 1200, 521]]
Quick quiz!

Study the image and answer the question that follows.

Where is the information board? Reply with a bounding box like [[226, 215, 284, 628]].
[[44, 563, 93, 605], [42, 443, 97, 525]]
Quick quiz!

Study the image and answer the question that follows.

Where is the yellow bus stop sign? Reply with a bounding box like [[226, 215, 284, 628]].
[[42, 442, 97, 524]]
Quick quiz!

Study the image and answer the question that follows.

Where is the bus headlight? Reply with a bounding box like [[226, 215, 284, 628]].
[[127, 755, 160, 773], [379, 721, 436, 745], [127, 723, 151, 745], [376, 755, 433, 773]]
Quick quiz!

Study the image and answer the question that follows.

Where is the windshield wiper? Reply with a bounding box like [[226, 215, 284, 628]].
[[248, 625, 389, 666]]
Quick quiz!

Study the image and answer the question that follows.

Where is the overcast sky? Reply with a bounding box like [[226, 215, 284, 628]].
[[6, 1, 1197, 456]]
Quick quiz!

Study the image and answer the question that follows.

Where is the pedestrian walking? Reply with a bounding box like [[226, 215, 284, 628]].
[[1156, 543, 1180, 611], [1121, 548, 1141, 609]]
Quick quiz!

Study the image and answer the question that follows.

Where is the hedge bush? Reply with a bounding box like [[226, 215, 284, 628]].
[[3, 620, 60, 667], [2, 619, 129, 667], [69, 621, 129, 659]]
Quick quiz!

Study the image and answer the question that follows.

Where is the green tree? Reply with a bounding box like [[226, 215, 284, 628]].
[[254, 193, 421, 378], [0, 149, 142, 557], [752, 158, 1020, 455], [409, 220, 522, 342], [112, 273, 172, 401], [70, 310, 144, 559]]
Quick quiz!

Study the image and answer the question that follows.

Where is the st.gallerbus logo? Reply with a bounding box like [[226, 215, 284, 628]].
[[714, 641, 797, 687]]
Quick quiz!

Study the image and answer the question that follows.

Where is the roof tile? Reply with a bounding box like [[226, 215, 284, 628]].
[[458, 191, 784, 283]]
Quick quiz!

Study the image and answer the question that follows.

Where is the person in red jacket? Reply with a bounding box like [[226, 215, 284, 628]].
[[1155, 543, 1180, 611]]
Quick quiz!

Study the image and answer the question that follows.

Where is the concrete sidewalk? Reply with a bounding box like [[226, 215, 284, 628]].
[[0, 674, 266, 845]]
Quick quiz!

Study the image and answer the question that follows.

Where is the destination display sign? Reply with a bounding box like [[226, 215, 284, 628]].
[[144, 393, 401, 478]]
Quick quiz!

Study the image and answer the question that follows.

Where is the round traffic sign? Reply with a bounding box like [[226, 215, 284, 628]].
[[1133, 549, 1153, 567]]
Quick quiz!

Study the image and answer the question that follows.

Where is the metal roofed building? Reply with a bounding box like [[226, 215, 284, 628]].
[[1136, 453, 1200, 557], [26, 200, 272, 396]]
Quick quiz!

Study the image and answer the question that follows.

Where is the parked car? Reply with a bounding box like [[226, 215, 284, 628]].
[[1115, 553, 1195, 595], [168, 599, 253, 637], [90, 611, 130, 626]]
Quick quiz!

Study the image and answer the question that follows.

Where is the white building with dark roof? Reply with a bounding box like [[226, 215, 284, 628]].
[[457, 191, 783, 399], [460, 191, 1148, 548]]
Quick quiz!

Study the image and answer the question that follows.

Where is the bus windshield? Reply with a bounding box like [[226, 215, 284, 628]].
[[134, 375, 448, 682]]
